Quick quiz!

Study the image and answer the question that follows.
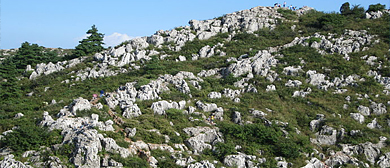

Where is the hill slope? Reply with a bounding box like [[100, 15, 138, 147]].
[[1, 4, 390, 168]]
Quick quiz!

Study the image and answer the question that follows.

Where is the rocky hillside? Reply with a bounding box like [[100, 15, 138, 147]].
[[1, 4, 390, 168]]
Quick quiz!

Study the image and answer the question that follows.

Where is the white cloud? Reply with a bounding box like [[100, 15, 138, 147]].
[[104, 32, 133, 47]]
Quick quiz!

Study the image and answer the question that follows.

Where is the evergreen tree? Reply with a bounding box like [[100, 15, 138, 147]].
[[340, 2, 351, 15], [73, 25, 105, 58]]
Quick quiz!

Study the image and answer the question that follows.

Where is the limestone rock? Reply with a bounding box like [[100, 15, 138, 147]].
[[283, 66, 302, 76], [266, 85, 276, 92], [357, 105, 370, 116], [285, 80, 302, 87], [151, 100, 185, 115], [187, 160, 215, 168], [302, 158, 325, 168], [69, 97, 92, 114], [350, 113, 365, 124], [370, 102, 387, 115], [0, 154, 31, 168], [183, 127, 224, 153], [367, 118, 382, 129], [208, 92, 222, 99], [125, 127, 137, 137], [310, 125, 337, 145], [223, 153, 263, 168], [377, 152, 390, 168], [232, 111, 242, 125]]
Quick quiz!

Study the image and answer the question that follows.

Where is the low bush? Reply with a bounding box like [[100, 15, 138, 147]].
[[0, 124, 62, 154]]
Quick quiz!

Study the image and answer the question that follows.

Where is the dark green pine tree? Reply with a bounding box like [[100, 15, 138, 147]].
[[73, 25, 105, 58]]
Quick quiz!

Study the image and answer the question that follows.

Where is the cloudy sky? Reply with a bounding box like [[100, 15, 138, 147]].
[[2, 0, 389, 49]]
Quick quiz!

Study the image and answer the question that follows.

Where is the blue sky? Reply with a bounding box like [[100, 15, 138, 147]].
[[2, 0, 389, 49]]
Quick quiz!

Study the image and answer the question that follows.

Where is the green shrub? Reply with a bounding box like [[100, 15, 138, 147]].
[[367, 3, 386, 12], [0, 124, 62, 154], [277, 8, 298, 20], [111, 154, 149, 168], [306, 37, 322, 45]]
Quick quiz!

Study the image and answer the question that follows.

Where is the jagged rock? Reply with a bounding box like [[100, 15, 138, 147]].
[[100, 136, 131, 158], [302, 158, 325, 168], [310, 114, 324, 131], [151, 100, 185, 115], [324, 151, 364, 167], [232, 111, 242, 125], [183, 127, 224, 153], [197, 68, 221, 77], [122, 103, 142, 118], [69, 97, 92, 114], [208, 92, 222, 99], [249, 109, 267, 118], [43, 156, 66, 168], [223, 153, 263, 168], [222, 88, 241, 100], [370, 102, 387, 115], [366, 10, 386, 19], [283, 66, 302, 76], [367, 118, 382, 129], [311, 125, 337, 145], [125, 127, 137, 137], [266, 85, 276, 92], [0, 154, 32, 168], [292, 87, 311, 97], [14, 113, 24, 119], [306, 70, 332, 90], [357, 105, 370, 116], [175, 155, 196, 166], [377, 152, 390, 168], [101, 157, 123, 167], [285, 80, 302, 87], [350, 113, 365, 124], [187, 160, 215, 168], [196, 101, 218, 112], [342, 142, 382, 165]]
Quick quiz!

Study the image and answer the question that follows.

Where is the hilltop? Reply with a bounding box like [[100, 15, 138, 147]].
[[0, 3, 390, 168]]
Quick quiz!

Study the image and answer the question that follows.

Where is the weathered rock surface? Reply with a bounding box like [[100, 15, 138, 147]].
[[0, 154, 32, 168], [223, 153, 265, 168], [183, 127, 224, 153]]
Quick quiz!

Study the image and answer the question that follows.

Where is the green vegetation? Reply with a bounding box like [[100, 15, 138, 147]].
[[0, 123, 62, 155], [0, 2, 389, 167], [72, 25, 105, 58], [367, 3, 386, 12]]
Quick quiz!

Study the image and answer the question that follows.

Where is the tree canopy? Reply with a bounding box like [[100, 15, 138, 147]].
[[72, 25, 105, 58]]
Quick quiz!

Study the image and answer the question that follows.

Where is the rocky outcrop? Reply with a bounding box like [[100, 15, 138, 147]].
[[28, 58, 84, 80], [0, 154, 32, 168], [302, 158, 325, 168], [151, 100, 186, 115], [310, 125, 338, 145], [187, 160, 215, 168], [223, 153, 266, 168], [183, 127, 224, 153], [366, 10, 390, 19]]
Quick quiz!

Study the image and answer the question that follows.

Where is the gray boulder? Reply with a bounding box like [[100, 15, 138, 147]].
[[310, 125, 337, 145], [232, 111, 242, 125], [350, 113, 365, 124], [183, 127, 224, 153], [187, 160, 215, 168], [285, 80, 302, 87], [151, 100, 185, 115], [357, 105, 370, 116], [69, 97, 92, 114], [0, 154, 31, 168], [377, 152, 390, 168], [370, 102, 387, 115], [302, 158, 325, 168], [208, 92, 222, 99]]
